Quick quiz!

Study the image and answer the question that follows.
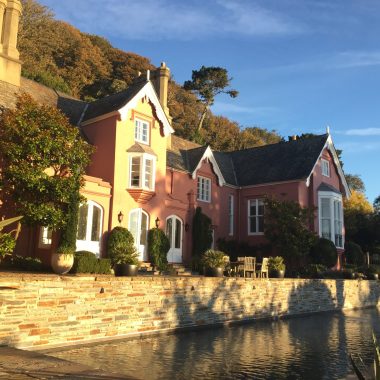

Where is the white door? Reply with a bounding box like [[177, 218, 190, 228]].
[[166, 216, 183, 263], [129, 209, 149, 261], [76, 201, 103, 256]]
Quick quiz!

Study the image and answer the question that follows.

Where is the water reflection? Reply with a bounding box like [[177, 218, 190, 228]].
[[50, 308, 380, 380]]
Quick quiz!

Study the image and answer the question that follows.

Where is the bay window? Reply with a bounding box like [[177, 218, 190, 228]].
[[318, 191, 344, 248], [128, 153, 156, 191]]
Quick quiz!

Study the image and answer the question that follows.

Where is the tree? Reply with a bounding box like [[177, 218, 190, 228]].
[[344, 190, 375, 252], [192, 207, 212, 258], [374, 195, 380, 215], [264, 198, 317, 270], [184, 66, 238, 137], [0, 94, 94, 230], [345, 174, 365, 193]]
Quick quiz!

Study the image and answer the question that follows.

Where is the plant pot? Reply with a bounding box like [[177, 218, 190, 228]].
[[269, 269, 285, 278], [368, 273, 379, 280], [51, 253, 74, 275], [205, 267, 224, 277], [114, 264, 138, 277]]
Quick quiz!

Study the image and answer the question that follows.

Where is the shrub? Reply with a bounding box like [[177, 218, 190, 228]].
[[107, 227, 138, 266], [301, 264, 327, 279], [147, 228, 169, 271], [192, 207, 212, 258], [70, 251, 112, 274], [11, 255, 46, 272], [0, 233, 16, 259], [309, 238, 337, 268], [201, 249, 226, 269], [345, 241, 364, 266]]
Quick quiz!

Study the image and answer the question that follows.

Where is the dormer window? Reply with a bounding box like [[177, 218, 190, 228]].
[[129, 153, 156, 191], [321, 159, 330, 177], [135, 119, 149, 145]]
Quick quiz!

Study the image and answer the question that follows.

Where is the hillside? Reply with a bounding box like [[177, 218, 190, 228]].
[[18, 0, 281, 150]]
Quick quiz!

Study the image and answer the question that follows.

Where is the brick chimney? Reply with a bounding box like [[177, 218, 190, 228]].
[[0, 0, 22, 87], [151, 62, 171, 123]]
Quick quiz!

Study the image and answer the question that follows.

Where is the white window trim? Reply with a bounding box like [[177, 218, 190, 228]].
[[318, 191, 344, 249], [134, 118, 150, 145], [248, 199, 264, 236], [77, 200, 103, 242], [128, 153, 156, 191], [197, 176, 211, 203], [38, 227, 52, 249], [129, 208, 149, 253], [321, 158, 330, 177], [228, 195, 234, 236]]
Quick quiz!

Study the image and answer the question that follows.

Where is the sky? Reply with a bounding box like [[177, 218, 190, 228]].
[[38, 0, 380, 203]]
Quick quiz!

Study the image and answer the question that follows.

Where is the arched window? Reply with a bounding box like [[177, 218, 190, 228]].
[[76, 201, 103, 256], [129, 208, 149, 261]]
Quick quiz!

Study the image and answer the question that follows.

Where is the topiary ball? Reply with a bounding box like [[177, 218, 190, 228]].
[[309, 238, 337, 268]]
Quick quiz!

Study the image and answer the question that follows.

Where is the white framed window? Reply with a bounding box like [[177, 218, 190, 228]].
[[197, 176, 211, 202], [321, 159, 330, 177], [128, 153, 156, 191], [228, 195, 234, 236], [318, 191, 344, 248], [129, 208, 149, 261], [76, 201, 103, 256], [134, 118, 150, 144], [38, 227, 52, 248], [248, 199, 264, 235]]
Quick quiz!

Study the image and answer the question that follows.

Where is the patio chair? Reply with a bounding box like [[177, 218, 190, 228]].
[[243, 256, 256, 278], [223, 255, 232, 276], [235, 257, 245, 277], [256, 257, 269, 278]]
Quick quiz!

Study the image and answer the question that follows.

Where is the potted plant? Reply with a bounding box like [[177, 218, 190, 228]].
[[201, 249, 226, 277], [268, 256, 286, 278], [107, 227, 140, 276], [51, 245, 75, 275]]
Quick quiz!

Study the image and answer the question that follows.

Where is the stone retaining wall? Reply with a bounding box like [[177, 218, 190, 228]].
[[0, 273, 379, 350]]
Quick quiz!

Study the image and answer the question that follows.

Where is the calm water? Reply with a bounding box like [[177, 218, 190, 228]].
[[49, 308, 380, 379]]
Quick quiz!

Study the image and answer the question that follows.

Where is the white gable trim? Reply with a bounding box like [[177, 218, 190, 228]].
[[191, 146, 226, 186], [305, 134, 350, 197], [118, 82, 174, 136]]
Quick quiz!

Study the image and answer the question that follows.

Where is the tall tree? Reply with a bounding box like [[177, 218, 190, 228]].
[[345, 174, 365, 193], [184, 66, 238, 137], [0, 94, 94, 229]]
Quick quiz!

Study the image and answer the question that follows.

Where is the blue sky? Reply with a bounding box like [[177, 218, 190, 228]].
[[38, 0, 380, 202]]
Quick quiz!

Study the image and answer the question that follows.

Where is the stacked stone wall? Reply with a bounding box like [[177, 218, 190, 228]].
[[0, 273, 379, 350]]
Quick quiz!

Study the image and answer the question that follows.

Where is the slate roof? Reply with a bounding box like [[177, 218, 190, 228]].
[[229, 134, 328, 186], [168, 134, 329, 187], [318, 183, 341, 194], [81, 80, 148, 122]]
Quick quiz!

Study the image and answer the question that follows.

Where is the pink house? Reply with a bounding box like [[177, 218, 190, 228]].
[[0, 2, 349, 265]]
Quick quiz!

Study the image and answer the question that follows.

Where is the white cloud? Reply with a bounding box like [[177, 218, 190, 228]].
[[212, 101, 277, 115], [345, 128, 380, 136], [39, 0, 302, 41]]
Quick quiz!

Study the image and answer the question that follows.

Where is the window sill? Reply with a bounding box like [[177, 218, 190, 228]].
[[197, 198, 211, 203], [248, 232, 264, 236], [127, 188, 155, 203]]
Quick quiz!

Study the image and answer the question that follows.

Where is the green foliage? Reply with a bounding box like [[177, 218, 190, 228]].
[[301, 264, 328, 279], [107, 227, 138, 266], [0, 95, 94, 230], [346, 174, 365, 193], [0, 233, 16, 259], [268, 256, 285, 271], [201, 249, 226, 269], [192, 207, 212, 258], [264, 198, 317, 269], [147, 228, 169, 271], [70, 251, 111, 274], [11, 255, 46, 272], [345, 241, 364, 266], [309, 238, 338, 267], [184, 65, 238, 134]]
